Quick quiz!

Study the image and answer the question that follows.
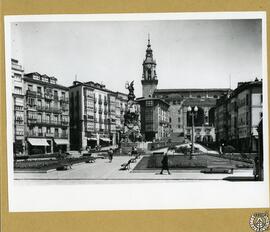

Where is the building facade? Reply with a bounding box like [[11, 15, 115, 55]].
[[140, 39, 230, 143], [11, 59, 25, 155], [69, 81, 128, 150], [24, 72, 70, 155], [215, 79, 263, 152], [115, 92, 128, 143], [137, 97, 170, 141], [154, 89, 230, 143], [138, 38, 170, 141]]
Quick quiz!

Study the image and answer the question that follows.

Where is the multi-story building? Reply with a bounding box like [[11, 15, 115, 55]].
[[69, 81, 128, 150], [154, 89, 230, 143], [215, 79, 263, 152], [11, 59, 25, 155], [24, 72, 70, 155], [137, 97, 170, 141], [115, 92, 128, 143], [139, 38, 229, 142]]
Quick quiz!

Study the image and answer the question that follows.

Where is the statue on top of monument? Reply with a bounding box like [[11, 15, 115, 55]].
[[125, 81, 136, 102]]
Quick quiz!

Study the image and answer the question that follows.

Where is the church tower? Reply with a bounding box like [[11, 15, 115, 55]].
[[141, 36, 158, 98]]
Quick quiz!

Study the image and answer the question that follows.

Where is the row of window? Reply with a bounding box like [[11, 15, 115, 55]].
[[27, 85, 67, 98], [31, 74, 56, 84]]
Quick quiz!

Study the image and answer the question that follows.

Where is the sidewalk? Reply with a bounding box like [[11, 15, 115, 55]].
[[14, 156, 253, 184]]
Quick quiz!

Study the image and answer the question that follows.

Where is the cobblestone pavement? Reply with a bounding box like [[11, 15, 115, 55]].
[[14, 156, 253, 185]]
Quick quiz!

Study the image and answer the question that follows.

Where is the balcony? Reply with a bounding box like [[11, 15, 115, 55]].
[[26, 131, 68, 139], [45, 132, 54, 137], [15, 119, 24, 125], [39, 106, 62, 114], [60, 96, 69, 103], [98, 108, 103, 114], [15, 131, 24, 136], [26, 131, 44, 137], [44, 93, 53, 100], [27, 118, 37, 125], [53, 95, 59, 101], [28, 119, 69, 127], [104, 100, 108, 105], [36, 92, 43, 98], [61, 121, 69, 127], [55, 133, 68, 139], [159, 119, 169, 125], [98, 99, 102, 105], [26, 90, 37, 97]]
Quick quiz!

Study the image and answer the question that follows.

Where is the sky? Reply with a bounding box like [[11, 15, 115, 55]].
[[11, 18, 262, 97]]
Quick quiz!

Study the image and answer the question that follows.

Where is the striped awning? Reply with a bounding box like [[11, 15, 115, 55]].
[[54, 139, 69, 145], [28, 138, 49, 146], [100, 138, 110, 142]]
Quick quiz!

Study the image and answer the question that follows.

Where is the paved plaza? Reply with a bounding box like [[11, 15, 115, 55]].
[[14, 156, 254, 185]]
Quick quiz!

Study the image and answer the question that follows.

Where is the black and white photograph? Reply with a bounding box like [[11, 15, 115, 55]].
[[5, 12, 269, 212]]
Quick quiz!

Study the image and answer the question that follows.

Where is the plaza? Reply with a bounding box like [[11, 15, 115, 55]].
[[14, 147, 254, 185]]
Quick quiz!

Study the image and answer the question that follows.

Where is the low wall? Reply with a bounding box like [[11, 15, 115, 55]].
[[121, 142, 150, 154]]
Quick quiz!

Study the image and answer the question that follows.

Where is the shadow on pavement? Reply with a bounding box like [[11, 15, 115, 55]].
[[223, 176, 256, 181]]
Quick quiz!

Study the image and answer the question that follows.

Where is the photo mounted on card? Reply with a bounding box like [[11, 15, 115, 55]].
[[4, 12, 269, 212]]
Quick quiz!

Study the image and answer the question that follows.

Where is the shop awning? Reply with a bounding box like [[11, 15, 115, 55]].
[[100, 138, 111, 142], [87, 137, 97, 141], [28, 138, 49, 146], [54, 139, 69, 145]]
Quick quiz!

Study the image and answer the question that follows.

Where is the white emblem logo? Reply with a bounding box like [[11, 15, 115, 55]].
[[250, 212, 270, 232]]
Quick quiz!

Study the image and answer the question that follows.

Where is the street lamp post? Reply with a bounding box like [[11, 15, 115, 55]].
[[188, 106, 198, 159]]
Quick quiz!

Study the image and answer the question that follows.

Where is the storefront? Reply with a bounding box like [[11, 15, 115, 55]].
[[54, 139, 69, 153], [27, 138, 49, 155], [87, 137, 98, 149], [100, 137, 111, 147]]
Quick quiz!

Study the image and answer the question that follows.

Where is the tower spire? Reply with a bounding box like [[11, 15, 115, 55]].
[[148, 33, 151, 46]]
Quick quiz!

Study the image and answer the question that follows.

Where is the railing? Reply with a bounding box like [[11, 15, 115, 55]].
[[15, 119, 24, 125], [60, 96, 69, 102], [55, 134, 68, 139], [61, 121, 69, 126], [44, 93, 53, 100], [15, 131, 24, 136], [159, 119, 169, 125], [12, 63, 23, 71], [36, 92, 43, 98], [26, 131, 68, 138], [26, 90, 37, 97], [26, 131, 44, 137], [36, 105, 62, 114], [27, 119, 69, 127], [45, 132, 54, 137]]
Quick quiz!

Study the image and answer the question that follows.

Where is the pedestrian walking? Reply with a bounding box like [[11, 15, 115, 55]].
[[108, 148, 114, 162], [160, 149, 171, 175]]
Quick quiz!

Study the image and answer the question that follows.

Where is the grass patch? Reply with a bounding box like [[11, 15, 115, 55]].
[[134, 154, 253, 170], [14, 157, 94, 171]]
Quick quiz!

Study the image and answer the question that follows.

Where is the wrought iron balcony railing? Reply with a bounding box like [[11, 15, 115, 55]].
[[26, 90, 37, 97]]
